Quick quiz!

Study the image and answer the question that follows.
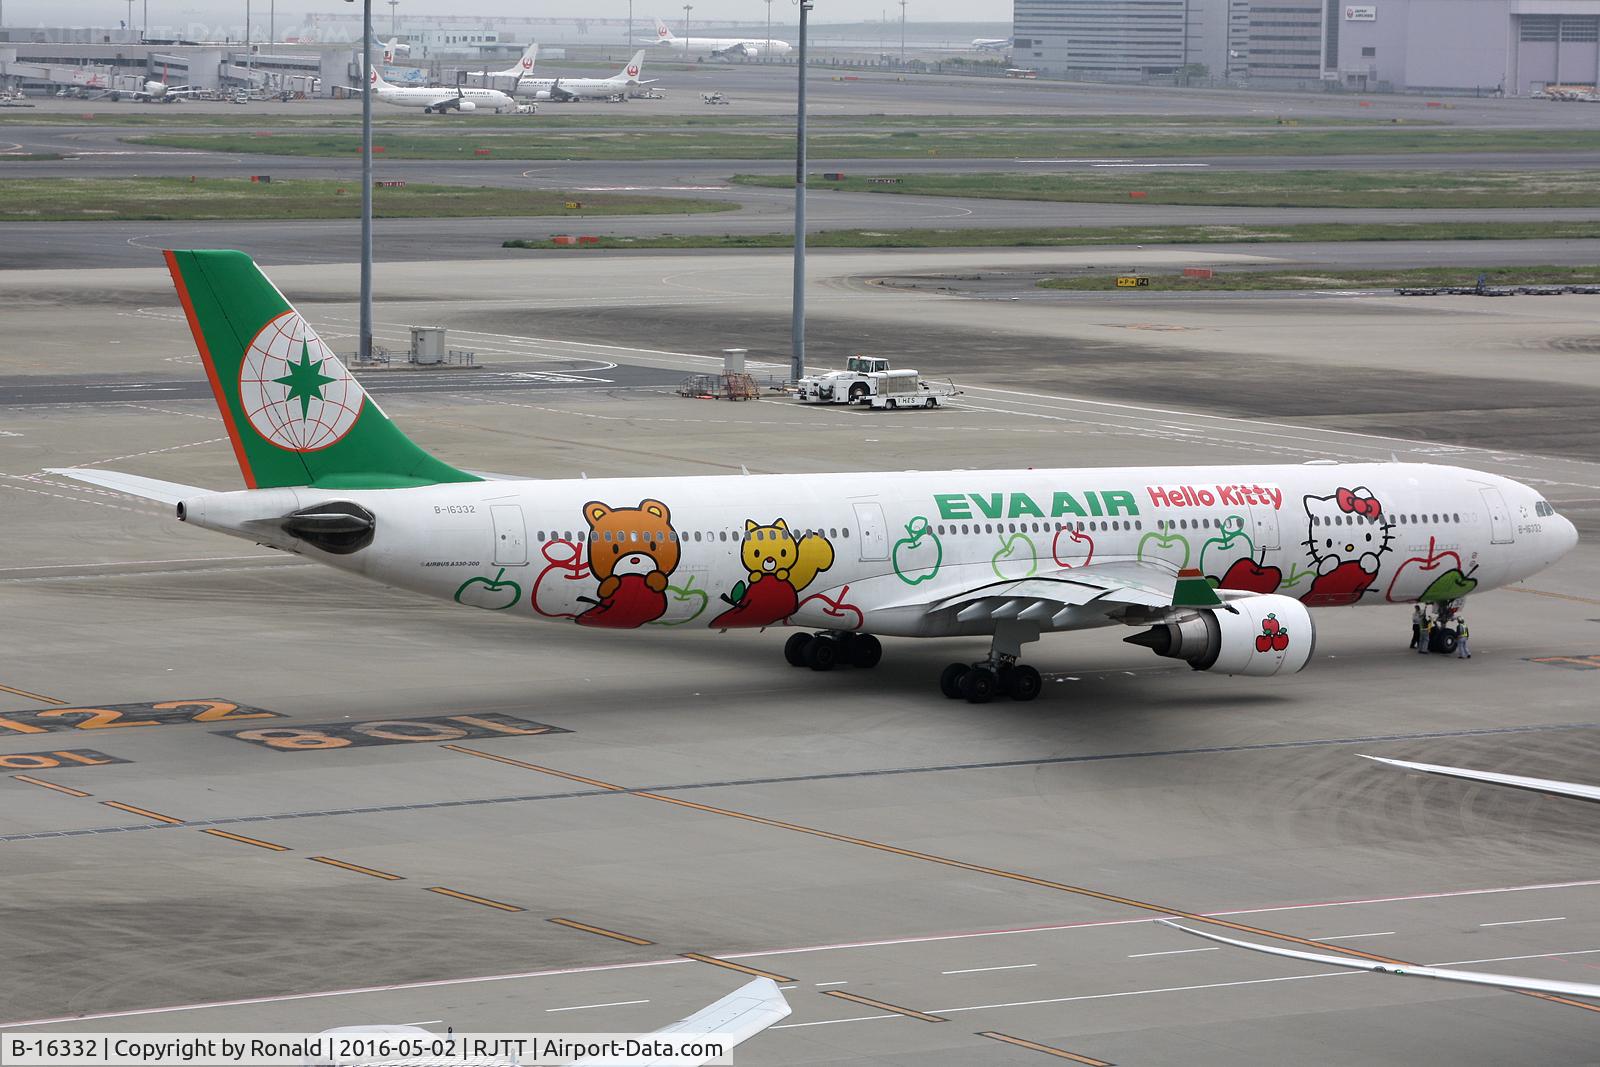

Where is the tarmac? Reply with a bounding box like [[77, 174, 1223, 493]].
[[2, 244, 1600, 1064]]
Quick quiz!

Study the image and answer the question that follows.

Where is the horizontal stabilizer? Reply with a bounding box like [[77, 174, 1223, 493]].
[[46, 468, 204, 505]]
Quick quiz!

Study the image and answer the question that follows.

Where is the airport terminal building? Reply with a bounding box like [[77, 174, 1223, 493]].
[[1013, 0, 1600, 92]]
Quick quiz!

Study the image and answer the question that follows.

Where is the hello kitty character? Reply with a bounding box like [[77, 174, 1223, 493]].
[[1300, 487, 1394, 607]]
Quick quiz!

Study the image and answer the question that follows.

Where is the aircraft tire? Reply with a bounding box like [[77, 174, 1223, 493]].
[[1005, 665, 1042, 702], [807, 635, 839, 671], [850, 634, 883, 669], [939, 663, 967, 699], [961, 667, 996, 704], [784, 632, 813, 667], [848, 383, 869, 404], [1434, 628, 1459, 655]]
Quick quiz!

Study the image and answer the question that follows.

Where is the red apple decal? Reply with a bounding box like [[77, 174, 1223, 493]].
[[795, 585, 865, 630], [1384, 537, 1464, 603], [1219, 551, 1282, 595], [1051, 526, 1094, 568], [531, 539, 591, 619], [1256, 613, 1289, 653]]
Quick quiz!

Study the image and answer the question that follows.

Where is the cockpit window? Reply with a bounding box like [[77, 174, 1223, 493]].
[[1535, 500, 1556, 517]]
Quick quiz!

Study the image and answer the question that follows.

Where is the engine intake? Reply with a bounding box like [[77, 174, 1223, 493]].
[[1126, 594, 1313, 677]]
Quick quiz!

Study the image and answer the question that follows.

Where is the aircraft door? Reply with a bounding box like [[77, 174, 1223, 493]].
[[1481, 487, 1514, 544], [852, 501, 889, 561], [490, 504, 529, 565], [1249, 496, 1282, 551]]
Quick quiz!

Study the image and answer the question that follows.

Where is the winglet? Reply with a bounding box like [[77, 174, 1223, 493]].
[[1172, 568, 1222, 608]]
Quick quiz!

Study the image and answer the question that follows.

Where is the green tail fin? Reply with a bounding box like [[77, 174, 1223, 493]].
[[164, 249, 479, 490]]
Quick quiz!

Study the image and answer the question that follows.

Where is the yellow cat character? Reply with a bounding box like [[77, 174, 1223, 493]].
[[742, 518, 835, 592]]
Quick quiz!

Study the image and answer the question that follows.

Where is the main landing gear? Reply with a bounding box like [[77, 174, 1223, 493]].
[[785, 630, 883, 671], [940, 620, 1044, 704]]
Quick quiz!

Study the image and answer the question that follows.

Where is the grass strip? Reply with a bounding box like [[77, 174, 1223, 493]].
[[1038, 265, 1600, 291], [0, 176, 736, 221], [733, 169, 1600, 209], [128, 126, 1600, 161], [503, 220, 1600, 251]]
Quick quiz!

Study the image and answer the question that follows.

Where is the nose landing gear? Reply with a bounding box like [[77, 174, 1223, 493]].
[[785, 631, 882, 671], [940, 620, 1044, 703]]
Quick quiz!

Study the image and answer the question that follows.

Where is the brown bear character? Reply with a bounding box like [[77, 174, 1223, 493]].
[[576, 498, 680, 628]]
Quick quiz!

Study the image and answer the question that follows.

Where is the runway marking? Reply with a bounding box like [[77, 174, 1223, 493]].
[[308, 857, 403, 880], [201, 829, 290, 852], [1510, 588, 1600, 607], [446, 754, 1600, 1016], [1528, 656, 1600, 670], [101, 800, 182, 825], [0, 684, 68, 706], [1127, 947, 1218, 959], [1317, 932, 1395, 941], [1481, 917, 1566, 927], [679, 954, 793, 983], [424, 887, 525, 913], [814, 981, 849, 987], [943, 964, 1038, 975], [549, 918, 655, 946], [11, 776, 90, 798], [544, 1000, 649, 1013], [820, 990, 946, 1023], [977, 1032, 1113, 1064]]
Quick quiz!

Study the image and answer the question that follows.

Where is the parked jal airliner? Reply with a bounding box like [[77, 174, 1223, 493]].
[[512, 50, 651, 101], [57, 253, 1578, 703], [653, 16, 791, 58], [359, 66, 515, 113]]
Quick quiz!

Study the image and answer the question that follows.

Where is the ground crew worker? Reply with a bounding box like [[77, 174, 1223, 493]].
[[1410, 605, 1425, 650], [1418, 611, 1431, 654], [1456, 616, 1471, 659]]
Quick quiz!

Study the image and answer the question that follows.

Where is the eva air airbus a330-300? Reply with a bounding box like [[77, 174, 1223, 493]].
[[56, 252, 1579, 702]]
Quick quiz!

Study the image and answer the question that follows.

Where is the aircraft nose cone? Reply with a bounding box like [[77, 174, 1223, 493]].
[[1554, 515, 1580, 559]]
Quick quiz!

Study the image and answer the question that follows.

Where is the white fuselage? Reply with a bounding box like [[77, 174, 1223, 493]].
[[180, 463, 1575, 639], [516, 76, 632, 101], [657, 35, 791, 57], [373, 83, 515, 112]]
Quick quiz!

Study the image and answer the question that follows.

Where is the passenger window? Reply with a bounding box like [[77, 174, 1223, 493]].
[[842, 528, 850, 537]]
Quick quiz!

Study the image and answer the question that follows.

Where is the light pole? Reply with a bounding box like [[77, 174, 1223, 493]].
[[765, 0, 771, 60], [628, 0, 633, 49], [791, 0, 811, 381], [899, 0, 906, 67], [244, 0, 250, 48], [387, 0, 397, 36], [344, 0, 373, 363], [269, 0, 274, 43], [682, 3, 691, 59]]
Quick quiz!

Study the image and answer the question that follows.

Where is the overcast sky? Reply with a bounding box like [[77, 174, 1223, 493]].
[[4, 0, 1013, 33]]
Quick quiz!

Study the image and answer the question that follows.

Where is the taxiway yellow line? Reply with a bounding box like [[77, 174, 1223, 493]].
[[11, 775, 90, 797], [679, 953, 793, 983], [549, 918, 655, 945], [978, 1032, 1112, 1064], [309, 856, 404, 880], [820, 990, 945, 1023], [0, 684, 67, 706], [101, 800, 183, 825], [426, 887, 525, 913], [443, 749, 1600, 1014], [201, 829, 290, 851]]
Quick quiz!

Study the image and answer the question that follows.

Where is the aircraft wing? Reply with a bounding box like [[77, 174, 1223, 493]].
[[47, 467, 205, 505], [1159, 920, 1600, 1000], [896, 559, 1183, 628], [573, 978, 790, 1065], [1361, 755, 1600, 804]]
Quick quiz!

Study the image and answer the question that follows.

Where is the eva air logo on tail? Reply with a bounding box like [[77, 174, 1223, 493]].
[[239, 311, 364, 452]]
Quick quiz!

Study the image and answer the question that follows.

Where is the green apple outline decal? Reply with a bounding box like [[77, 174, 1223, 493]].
[[650, 574, 711, 626], [454, 568, 523, 610], [1137, 528, 1191, 571], [1279, 562, 1317, 590], [893, 516, 943, 585], [991, 531, 1038, 580], [1198, 515, 1255, 577]]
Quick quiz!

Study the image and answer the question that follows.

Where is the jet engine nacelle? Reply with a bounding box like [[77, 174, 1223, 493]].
[[456, 98, 476, 111], [1127, 594, 1313, 677], [534, 89, 553, 100]]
